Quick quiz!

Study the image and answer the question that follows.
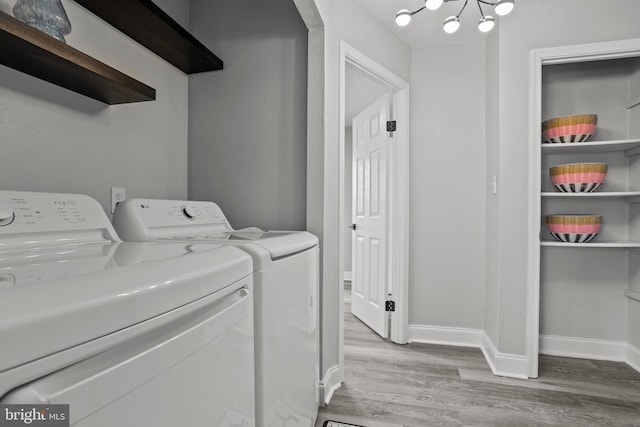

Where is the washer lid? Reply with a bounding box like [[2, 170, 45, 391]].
[[0, 241, 252, 373]]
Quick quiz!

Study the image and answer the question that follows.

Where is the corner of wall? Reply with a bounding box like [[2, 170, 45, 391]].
[[318, 364, 343, 406], [481, 332, 529, 379]]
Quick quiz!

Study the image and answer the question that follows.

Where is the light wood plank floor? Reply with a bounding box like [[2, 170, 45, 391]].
[[315, 287, 640, 427]]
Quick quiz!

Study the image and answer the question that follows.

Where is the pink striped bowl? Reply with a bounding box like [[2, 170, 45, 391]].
[[549, 162, 607, 193], [545, 215, 601, 243], [542, 114, 597, 144]]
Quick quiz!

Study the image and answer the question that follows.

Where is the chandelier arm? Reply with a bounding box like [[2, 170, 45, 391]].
[[456, 0, 469, 18], [477, 0, 497, 5], [476, 0, 486, 18], [411, 5, 427, 16]]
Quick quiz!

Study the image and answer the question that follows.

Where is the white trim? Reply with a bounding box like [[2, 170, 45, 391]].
[[317, 364, 343, 406], [408, 326, 529, 379], [389, 88, 410, 345], [339, 41, 411, 355], [527, 38, 640, 380], [343, 271, 352, 282], [481, 333, 529, 379], [540, 335, 640, 374], [408, 325, 483, 348], [626, 343, 640, 373], [539, 334, 626, 361]]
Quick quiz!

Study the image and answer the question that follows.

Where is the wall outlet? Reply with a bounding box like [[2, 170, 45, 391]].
[[111, 187, 126, 213]]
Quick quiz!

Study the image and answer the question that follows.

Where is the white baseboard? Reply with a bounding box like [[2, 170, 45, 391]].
[[481, 333, 529, 379], [408, 324, 483, 347], [626, 343, 640, 373], [407, 324, 528, 379], [318, 364, 343, 406], [539, 334, 626, 361], [540, 334, 640, 373]]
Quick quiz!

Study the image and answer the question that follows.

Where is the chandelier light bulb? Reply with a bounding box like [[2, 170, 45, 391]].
[[443, 16, 460, 34], [478, 15, 495, 32], [425, 0, 444, 11], [395, 9, 412, 26], [495, 0, 514, 16]]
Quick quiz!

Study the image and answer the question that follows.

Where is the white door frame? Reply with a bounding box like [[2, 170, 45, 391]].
[[528, 38, 640, 378], [338, 41, 410, 369]]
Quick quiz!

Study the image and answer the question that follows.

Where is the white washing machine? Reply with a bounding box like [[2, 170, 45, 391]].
[[112, 198, 319, 427], [0, 191, 255, 427]]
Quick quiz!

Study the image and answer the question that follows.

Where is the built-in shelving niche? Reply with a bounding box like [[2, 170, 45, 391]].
[[537, 51, 640, 373]]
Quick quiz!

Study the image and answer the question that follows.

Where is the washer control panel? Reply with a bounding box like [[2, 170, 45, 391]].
[[0, 201, 15, 226], [0, 191, 117, 236]]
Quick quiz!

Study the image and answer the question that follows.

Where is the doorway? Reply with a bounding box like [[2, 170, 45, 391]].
[[338, 41, 410, 373]]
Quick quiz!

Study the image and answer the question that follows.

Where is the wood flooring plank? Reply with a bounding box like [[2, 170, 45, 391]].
[[315, 288, 640, 427]]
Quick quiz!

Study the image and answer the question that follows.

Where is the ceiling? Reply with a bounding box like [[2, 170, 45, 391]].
[[350, 0, 499, 48]]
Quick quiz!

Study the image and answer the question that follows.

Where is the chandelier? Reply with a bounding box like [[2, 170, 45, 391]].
[[395, 0, 514, 34]]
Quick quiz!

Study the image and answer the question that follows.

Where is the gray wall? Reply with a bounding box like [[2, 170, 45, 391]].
[[409, 41, 486, 330], [188, 0, 308, 231], [486, 0, 640, 357], [0, 0, 190, 215]]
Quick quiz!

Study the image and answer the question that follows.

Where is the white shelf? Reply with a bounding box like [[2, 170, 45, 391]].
[[542, 191, 640, 202], [625, 289, 640, 303], [541, 138, 640, 156], [627, 95, 640, 109], [541, 240, 640, 249]]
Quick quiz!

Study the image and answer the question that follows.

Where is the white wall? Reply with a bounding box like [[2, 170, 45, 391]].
[[409, 41, 486, 329], [487, 0, 640, 360], [0, 0, 190, 214], [187, 0, 308, 230]]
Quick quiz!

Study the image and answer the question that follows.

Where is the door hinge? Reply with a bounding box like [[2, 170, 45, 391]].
[[385, 300, 396, 312], [386, 120, 397, 133], [350, 223, 357, 231]]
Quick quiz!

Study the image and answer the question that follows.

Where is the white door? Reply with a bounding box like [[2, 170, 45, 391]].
[[351, 94, 391, 338]]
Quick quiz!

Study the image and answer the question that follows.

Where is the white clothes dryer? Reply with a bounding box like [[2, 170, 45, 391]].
[[113, 198, 319, 427], [0, 191, 255, 427]]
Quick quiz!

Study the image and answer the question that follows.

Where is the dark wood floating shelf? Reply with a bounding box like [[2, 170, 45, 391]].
[[0, 12, 156, 105], [74, 0, 223, 74]]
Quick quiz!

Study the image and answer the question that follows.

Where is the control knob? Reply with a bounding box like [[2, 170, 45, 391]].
[[0, 201, 15, 226], [181, 206, 196, 221]]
